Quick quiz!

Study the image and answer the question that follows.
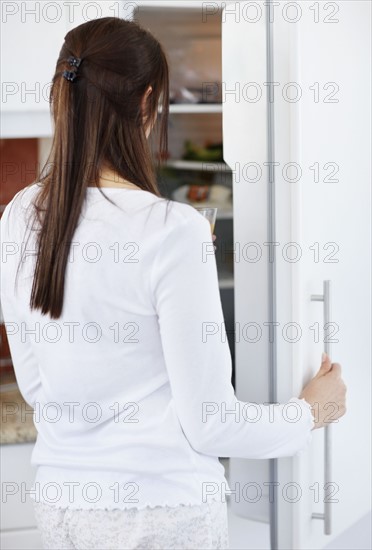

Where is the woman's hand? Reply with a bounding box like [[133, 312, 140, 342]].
[[299, 353, 347, 429]]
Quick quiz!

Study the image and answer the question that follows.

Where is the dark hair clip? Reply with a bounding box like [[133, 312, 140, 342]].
[[63, 56, 82, 82], [63, 70, 78, 82], [67, 55, 81, 67], [68, 56, 82, 68]]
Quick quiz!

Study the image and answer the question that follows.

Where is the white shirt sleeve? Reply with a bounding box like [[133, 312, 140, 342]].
[[150, 211, 314, 459]]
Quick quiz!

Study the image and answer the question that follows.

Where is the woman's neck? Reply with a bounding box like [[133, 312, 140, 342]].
[[89, 168, 141, 189]]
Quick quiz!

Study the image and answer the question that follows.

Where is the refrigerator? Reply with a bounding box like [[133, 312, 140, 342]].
[[223, 1, 371, 549], [0, 1, 370, 549]]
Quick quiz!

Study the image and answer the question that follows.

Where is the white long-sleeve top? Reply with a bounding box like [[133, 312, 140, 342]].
[[0, 182, 314, 510]]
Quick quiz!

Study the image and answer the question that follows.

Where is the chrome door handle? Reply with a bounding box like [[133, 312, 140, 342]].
[[310, 280, 332, 535]]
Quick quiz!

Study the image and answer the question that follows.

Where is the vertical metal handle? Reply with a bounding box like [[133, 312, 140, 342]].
[[310, 280, 332, 535]]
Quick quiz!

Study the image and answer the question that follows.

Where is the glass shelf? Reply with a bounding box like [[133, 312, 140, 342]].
[[169, 104, 222, 114], [165, 160, 229, 171]]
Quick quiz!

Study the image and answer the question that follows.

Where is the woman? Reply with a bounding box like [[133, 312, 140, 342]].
[[0, 17, 346, 550]]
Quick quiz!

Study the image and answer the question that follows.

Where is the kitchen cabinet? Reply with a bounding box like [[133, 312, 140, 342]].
[[224, 1, 371, 549], [0, 1, 134, 138], [0, 443, 42, 549], [1, 2, 65, 137]]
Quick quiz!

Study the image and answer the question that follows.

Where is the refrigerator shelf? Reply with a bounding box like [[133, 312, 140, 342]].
[[169, 104, 222, 114], [165, 160, 230, 172]]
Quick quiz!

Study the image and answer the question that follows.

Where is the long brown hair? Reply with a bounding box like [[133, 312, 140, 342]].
[[24, 17, 169, 319]]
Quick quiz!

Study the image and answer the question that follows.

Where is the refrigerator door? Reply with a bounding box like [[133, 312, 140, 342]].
[[273, 2, 371, 549], [222, 0, 272, 528], [223, 1, 371, 549]]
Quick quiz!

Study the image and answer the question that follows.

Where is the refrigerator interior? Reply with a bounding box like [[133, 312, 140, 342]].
[[135, 5, 236, 382]]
